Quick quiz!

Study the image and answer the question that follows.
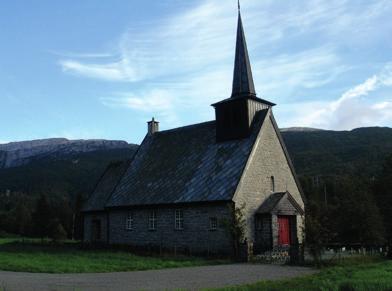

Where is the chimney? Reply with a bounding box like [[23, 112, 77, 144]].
[[147, 117, 159, 135]]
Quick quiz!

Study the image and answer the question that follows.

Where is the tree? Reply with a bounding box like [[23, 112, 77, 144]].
[[374, 154, 392, 256], [305, 200, 334, 266], [329, 178, 385, 246], [302, 174, 385, 265], [49, 219, 67, 243], [32, 194, 52, 240], [73, 193, 85, 240], [223, 203, 246, 260], [52, 198, 73, 239], [14, 201, 32, 236]]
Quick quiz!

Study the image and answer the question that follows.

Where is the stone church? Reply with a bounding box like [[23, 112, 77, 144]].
[[83, 9, 305, 256]]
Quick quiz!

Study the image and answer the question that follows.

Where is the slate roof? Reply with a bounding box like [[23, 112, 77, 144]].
[[256, 191, 305, 215], [256, 192, 286, 213], [104, 109, 269, 208], [83, 160, 130, 212]]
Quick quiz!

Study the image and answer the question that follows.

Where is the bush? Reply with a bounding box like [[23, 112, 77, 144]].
[[50, 221, 67, 242]]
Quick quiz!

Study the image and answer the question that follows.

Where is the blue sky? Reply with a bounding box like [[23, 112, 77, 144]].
[[0, 0, 391, 144]]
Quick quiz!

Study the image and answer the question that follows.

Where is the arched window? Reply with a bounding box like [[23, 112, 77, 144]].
[[270, 176, 275, 192]]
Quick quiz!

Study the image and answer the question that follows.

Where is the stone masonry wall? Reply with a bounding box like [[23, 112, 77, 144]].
[[83, 212, 108, 243], [108, 203, 233, 255], [254, 214, 272, 252], [233, 110, 305, 245]]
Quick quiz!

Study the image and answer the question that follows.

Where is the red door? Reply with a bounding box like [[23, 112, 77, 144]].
[[278, 216, 291, 246]]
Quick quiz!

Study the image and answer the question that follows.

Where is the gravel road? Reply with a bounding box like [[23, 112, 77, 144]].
[[0, 264, 316, 291]]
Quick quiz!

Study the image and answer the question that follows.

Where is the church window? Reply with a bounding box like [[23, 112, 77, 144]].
[[209, 217, 218, 230], [126, 212, 133, 230], [270, 176, 275, 192], [175, 210, 184, 230], [149, 210, 157, 230]]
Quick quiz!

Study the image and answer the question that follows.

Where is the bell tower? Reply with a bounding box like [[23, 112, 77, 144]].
[[212, 4, 275, 142]]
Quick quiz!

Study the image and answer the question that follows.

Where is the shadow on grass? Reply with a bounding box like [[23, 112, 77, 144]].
[[0, 238, 229, 273], [0, 239, 79, 253]]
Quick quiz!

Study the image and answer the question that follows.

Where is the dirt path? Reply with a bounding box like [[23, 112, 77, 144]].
[[0, 264, 316, 291]]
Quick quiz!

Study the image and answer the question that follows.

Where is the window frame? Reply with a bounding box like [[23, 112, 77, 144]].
[[149, 210, 157, 230], [209, 217, 218, 231], [174, 209, 184, 230], [270, 176, 275, 192], [126, 211, 133, 230]]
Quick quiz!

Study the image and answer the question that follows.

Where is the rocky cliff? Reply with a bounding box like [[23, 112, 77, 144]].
[[0, 138, 136, 169]]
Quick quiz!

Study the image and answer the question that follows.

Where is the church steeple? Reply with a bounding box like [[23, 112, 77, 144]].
[[212, 3, 275, 143], [231, 7, 256, 98]]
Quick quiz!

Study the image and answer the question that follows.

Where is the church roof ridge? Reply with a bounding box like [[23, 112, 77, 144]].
[[155, 120, 215, 135]]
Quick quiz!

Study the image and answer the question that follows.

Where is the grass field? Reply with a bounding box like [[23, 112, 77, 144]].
[[213, 258, 392, 291], [0, 238, 226, 273], [1, 237, 391, 291]]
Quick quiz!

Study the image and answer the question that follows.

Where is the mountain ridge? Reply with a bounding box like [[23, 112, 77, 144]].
[[280, 127, 324, 132], [0, 126, 391, 199], [280, 126, 391, 132], [281, 126, 392, 177], [0, 138, 136, 169]]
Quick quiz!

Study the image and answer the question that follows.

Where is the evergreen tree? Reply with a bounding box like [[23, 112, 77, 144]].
[[14, 201, 32, 236], [374, 154, 392, 255], [303, 175, 385, 250], [53, 198, 73, 238], [32, 194, 52, 239], [305, 200, 332, 266], [49, 219, 67, 242], [73, 193, 85, 240], [333, 181, 385, 245], [223, 203, 246, 260]]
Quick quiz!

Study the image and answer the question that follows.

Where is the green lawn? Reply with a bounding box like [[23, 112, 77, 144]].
[[2, 238, 391, 291], [0, 238, 226, 273], [212, 258, 392, 291]]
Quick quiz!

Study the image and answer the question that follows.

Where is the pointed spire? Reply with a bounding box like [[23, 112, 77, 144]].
[[231, 6, 256, 98]]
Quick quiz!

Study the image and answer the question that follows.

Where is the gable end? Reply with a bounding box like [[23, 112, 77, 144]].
[[269, 113, 306, 204]]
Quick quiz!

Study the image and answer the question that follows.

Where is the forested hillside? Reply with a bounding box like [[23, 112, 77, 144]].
[[0, 127, 391, 245], [282, 127, 392, 178], [1, 127, 391, 200], [281, 127, 392, 250], [0, 148, 136, 200], [0, 147, 136, 238]]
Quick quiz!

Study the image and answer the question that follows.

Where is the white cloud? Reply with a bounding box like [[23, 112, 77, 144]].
[[49, 50, 113, 59], [101, 89, 180, 127], [101, 90, 174, 111], [60, 59, 139, 82], [57, 0, 392, 130], [254, 47, 346, 99], [59, 0, 352, 84], [284, 63, 392, 130]]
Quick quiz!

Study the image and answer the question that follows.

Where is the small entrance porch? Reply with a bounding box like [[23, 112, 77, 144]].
[[254, 191, 304, 255]]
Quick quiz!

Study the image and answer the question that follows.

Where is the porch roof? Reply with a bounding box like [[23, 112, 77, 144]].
[[256, 191, 304, 215]]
